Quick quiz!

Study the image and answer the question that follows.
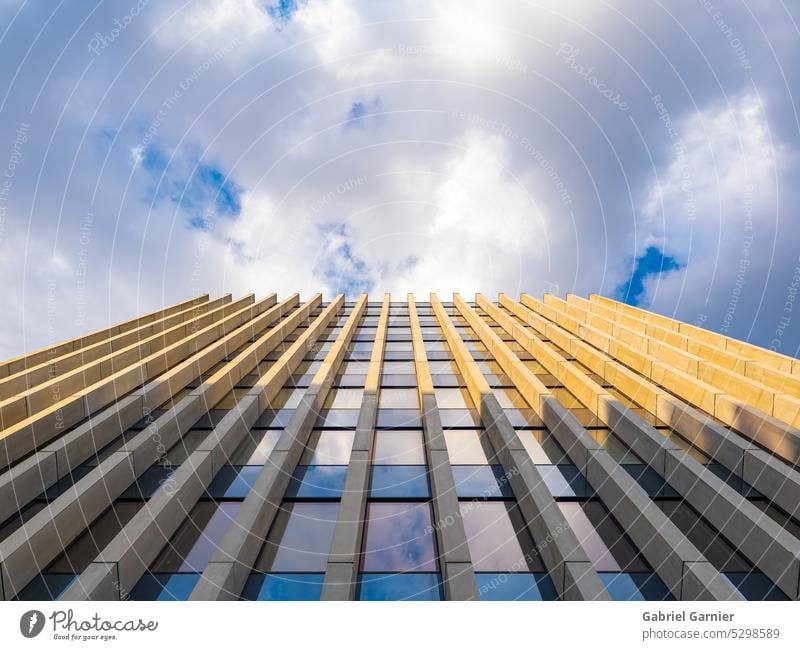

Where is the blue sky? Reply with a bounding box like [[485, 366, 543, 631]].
[[0, 0, 798, 358]]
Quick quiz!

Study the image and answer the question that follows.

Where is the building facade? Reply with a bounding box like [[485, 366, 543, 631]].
[[0, 292, 799, 601]]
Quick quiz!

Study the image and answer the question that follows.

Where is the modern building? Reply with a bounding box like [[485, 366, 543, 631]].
[[1, 292, 799, 602]]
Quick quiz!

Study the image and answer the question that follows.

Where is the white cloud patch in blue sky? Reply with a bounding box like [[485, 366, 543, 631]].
[[0, 0, 798, 357]]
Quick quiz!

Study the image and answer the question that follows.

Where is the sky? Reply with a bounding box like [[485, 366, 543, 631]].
[[0, 0, 799, 359]]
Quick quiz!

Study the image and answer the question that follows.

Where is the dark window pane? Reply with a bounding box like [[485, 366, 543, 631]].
[[120, 466, 174, 499], [358, 573, 441, 601], [130, 574, 200, 601], [49, 502, 142, 573], [241, 573, 325, 601], [285, 465, 347, 499], [370, 466, 430, 498], [475, 573, 557, 601], [254, 502, 339, 572], [16, 575, 76, 601], [362, 502, 437, 572], [151, 501, 241, 573], [459, 502, 544, 571], [206, 466, 261, 499], [724, 572, 788, 600]]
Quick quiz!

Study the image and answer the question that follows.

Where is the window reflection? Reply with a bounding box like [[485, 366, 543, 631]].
[[151, 501, 241, 573], [362, 502, 437, 572], [254, 502, 340, 573], [459, 502, 544, 572], [373, 431, 426, 465]]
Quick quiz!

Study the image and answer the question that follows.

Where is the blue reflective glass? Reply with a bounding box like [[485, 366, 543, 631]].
[[358, 573, 441, 601], [285, 465, 347, 498], [15, 574, 76, 601], [206, 466, 261, 498], [475, 573, 557, 601], [600, 572, 673, 601], [724, 572, 788, 600], [452, 465, 514, 498], [370, 466, 430, 498], [130, 573, 200, 601], [241, 573, 324, 601]]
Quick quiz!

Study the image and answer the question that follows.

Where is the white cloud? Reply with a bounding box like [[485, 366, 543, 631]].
[[641, 92, 778, 252]]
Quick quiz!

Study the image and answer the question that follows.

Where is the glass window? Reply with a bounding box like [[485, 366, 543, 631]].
[[241, 573, 324, 601], [452, 465, 514, 498], [373, 431, 426, 465], [254, 502, 340, 572], [385, 341, 413, 353], [304, 430, 355, 465], [600, 573, 672, 601], [151, 502, 241, 573], [376, 409, 422, 428], [439, 408, 480, 428], [285, 465, 348, 498], [130, 574, 200, 601], [341, 361, 369, 375], [324, 388, 364, 409], [228, 430, 282, 465], [428, 360, 460, 375], [459, 502, 544, 571], [48, 502, 142, 573], [362, 502, 437, 572], [379, 389, 419, 409], [435, 387, 473, 409], [206, 467, 260, 498], [265, 387, 305, 410], [382, 361, 415, 374], [476, 573, 557, 601], [558, 502, 620, 571], [517, 431, 554, 463], [358, 573, 441, 601], [494, 388, 529, 409], [163, 429, 207, 466], [317, 409, 360, 428], [370, 466, 430, 498], [518, 430, 569, 464], [443, 430, 491, 464]]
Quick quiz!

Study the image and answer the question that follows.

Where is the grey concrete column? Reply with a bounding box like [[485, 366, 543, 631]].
[[599, 397, 800, 599], [421, 393, 478, 600], [542, 397, 742, 600], [57, 297, 327, 601], [191, 295, 365, 600], [321, 392, 377, 600], [480, 393, 610, 600]]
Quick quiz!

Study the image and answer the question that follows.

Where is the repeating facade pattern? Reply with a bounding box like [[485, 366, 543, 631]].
[[0, 292, 799, 601]]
